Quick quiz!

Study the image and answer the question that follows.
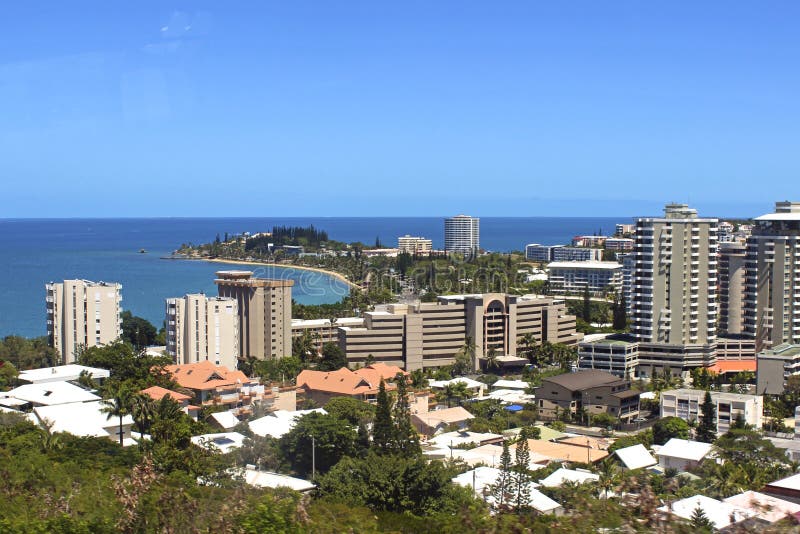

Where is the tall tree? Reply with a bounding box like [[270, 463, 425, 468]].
[[612, 292, 627, 330], [581, 286, 592, 322], [318, 342, 347, 371], [101, 384, 132, 446], [392, 374, 421, 457], [372, 380, 394, 452], [689, 506, 714, 532], [491, 440, 514, 510], [512, 429, 532, 511], [696, 390, 717, 443]]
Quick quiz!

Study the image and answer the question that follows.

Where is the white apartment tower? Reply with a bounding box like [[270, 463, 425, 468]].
[[166, 294, 239, 369], [744, 201, 800, 352], [444, 215, 480, 255], [46, 279, 122, 364], [630, 204, 718, 377]]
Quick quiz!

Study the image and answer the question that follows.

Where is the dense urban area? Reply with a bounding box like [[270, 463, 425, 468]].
[[4, 202, 800, 532]]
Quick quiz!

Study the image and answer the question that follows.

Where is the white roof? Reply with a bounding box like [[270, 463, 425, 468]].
[[211, 411, 242, 430], [484, 389, 535, 404], [427, 431, 503, 449], [34, 400, 134, 439], [18, 364, 110, 384], [723, 490, 800, 523], [548, 261, 622, 270], [191, 432, 246, 454], [244, 469, 315, 492], [291, 317, 363, 327], [614, 444, 658, 470], [249, 408, 327, 439], [492, 379, 529, 390], [639, 391, 656, 400], [767, 473, 800, 492], [429, 377, 485, 390], [656, 438, 713, 462], [755, 212, 800, 221], [2, 382, 100, 406], [658, 495, 754, 530], [451, 467, 561, 514], [538, 468, 599, 488]]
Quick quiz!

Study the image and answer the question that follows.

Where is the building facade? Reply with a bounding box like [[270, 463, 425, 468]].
[[338, 293, 582, 371], [46, 279, 122, 364], [214, 271, 293, 361], [630, 204, 718, 377], [719, 241, 747, 336], [444, 215, 480, 255], [524, 244, 603, 262], [397, 235, 433, 254], [578, 336, 639, 379], [547, 261, 622, 296], [605, 238, 635, 252], [165, 294, 239, 369], [756, 344, 800, 395], [535, 370, 640, 423], [660, 388, 763, 433], [744, 201, 800, 353]]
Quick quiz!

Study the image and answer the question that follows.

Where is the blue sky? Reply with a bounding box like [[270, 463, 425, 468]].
[[1, 1, 798, 217]]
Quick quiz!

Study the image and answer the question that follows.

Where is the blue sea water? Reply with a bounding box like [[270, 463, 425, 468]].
[[0, 216, 624, 338]]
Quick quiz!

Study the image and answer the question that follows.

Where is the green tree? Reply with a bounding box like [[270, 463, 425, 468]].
[[0, 335, 57, 370], [511, 429, 531, 511], [689, 506, 714, 532], [490, 440, 514, 510], [485, 347, 500, 372], [392, 374, 421, 457], [324, 396, 376, 426], [581, 286, 592, 322], [101, 384, 133, 446], [0, 360, 18, 390], [318, 342, 347, 371], [452, 337, 476, 375], [695, 390, 716, 443], [612, 292, 627, 330], [120, 311, 158, 350], [279, 412, 358, 477], [653, 416, 690, 445], [372, 380, 394, 452]]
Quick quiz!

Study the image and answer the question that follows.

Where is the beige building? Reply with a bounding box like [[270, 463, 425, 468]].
[[338, 293, 582, 371], [660, 388, 763, 433], [744, 201, 800, 352], [165, 294, 239, 369], [215, 271, 293, 361], [46, 279, 122, 364], [290, 317, 364, 351], [756, 343, 800, 395], [535, 370, 640, 424], [719, 241, 747, 335], [631, 204, 718, 377], [547, 261, 622, 296], [397, 235, 433, 254]]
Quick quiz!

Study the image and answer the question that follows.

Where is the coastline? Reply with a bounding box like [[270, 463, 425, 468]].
[[196, 257, 361, 290]]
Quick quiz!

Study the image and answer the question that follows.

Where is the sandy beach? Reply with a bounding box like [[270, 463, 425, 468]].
[[201, 257, 361, 290]]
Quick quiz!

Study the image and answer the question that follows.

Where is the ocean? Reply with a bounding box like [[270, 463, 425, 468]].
[[0, 216, 623, 338]]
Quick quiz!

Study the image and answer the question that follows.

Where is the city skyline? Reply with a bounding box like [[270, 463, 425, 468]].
[[1, 2, 799, 217]]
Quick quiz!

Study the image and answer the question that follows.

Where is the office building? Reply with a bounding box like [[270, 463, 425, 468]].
[[547, 261, 622, 296], [719, 241, 747, 335], [397, 235, 433, 254], [756, 343, 800, 395], [525, 244, 553, 262], [444, 215, 480, 255], [630, 204, 718, 378], [215, 271, 293, 361], [338, 293, 582, 370], [165, 294, 239, 369], [578, 335, 639, 379], [660, 389, 763, 433], [46, 279, 122, 364], [744, 201, 800, 352], [535, 370, 640, 424]]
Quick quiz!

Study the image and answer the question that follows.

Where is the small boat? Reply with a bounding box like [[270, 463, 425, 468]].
[[139, 248, 147, 254]]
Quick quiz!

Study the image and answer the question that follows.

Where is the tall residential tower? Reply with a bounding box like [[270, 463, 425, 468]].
[[444, 215, 480, 255], [165, 294, 239, 369]]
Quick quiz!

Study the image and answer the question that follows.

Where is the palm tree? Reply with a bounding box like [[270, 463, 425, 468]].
[[39, 419, 63, 452], [485, 347, 500, 372], [101, 386, 132, 446], [130, 393, 155, 440], [597, 458, 619, 499], [518, 333, 538, 364]]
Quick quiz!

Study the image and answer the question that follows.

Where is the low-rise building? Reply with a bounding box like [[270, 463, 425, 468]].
[[290, 317, 364, 349], [764, 473, 800, 504], [296, 364, 406, 406], [614, 444, 657, 471], [723, 490, 800, 525], [604, 238, 634, 251], [547, 261, 622, 296], [757, 343, 800, 395], [572, 236, 607, 248], [249, 408, 327, 439], [525, 245, 603, 263], [578, 336, 639, 379], [452, 466, 562, 515], [34, 400, 135, 444], [660, 388, 763, 432], [655, 438, 713, 471], [191, 432, 246, 454], [140, 386, 200, 420], [412, 406, 474, 436], [524, 440, 609, 464], [397, 235, 433, 254], [18, 364, 110, 385], [1, 381, 100, 408], [716, 335, 757, 361], [658, 495, 753, 531], [537, 467, 600, 487], [535, 370, 640, 424]]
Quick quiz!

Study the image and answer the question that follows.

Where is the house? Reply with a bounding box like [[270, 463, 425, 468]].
[[296, 367, 397, 406], [764, 473, 800, 504], [452, 466, 562, 515], [524, 439, 609, 464], [655, 438, 713, 471], [658, 495, 753, 531], [211, 411, 242, 430], [164, 361, 268, 417], [18, 364, 110, 385], [426, 430, 504, 449], [537, 468, 599, 488], [723, 491, 800, 524], [412, 406, 474, 436], [535, 370, 640, 423], [613, 444, 658, 471], [660, 388, 763, 433], [249, 408, 327, 439], [559, 435, 610, 450], [34, 400, 135, 444], [429, 377, 486, 396], [1, 381, 100, 408], [190, 432, 246, 454], [425, 442, 550, 470], [243, 468, 315, 493], [491, 379, 529, 391], [140, 386, 200, 420]]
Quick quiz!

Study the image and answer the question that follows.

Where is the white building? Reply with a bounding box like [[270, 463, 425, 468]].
[[655, 438, 713, 471], [165, 294, 239, 369], [660, 388, 763, 433], [18, 364, 110, 385], [1, 381, 100, 407], [397, 235, 433, 254], [445, 215, 480, 255], [613, 444, 657, 470], [46, 279, 122, 364], [658, 495, 753, 531], [34, 400, 135, 444], [547, 261, 622, 296], [452, 466, 562, 515], [577, 336, 639, 379], [191, 432, 246, 454]]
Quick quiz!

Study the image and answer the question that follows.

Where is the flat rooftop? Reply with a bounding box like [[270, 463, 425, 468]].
[[548, 261, 622, 270], [759, 344, 800, 358]]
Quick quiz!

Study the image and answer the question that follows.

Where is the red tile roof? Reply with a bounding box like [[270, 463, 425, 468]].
[[297, 367, 395, 396], [353, 363, 408, 385], [140, 385, 191, 402], [708, 360, 757, 374], [164, 361, 252, 391]]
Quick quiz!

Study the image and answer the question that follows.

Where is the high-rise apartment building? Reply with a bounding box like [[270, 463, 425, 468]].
[[744, 201, 800, 352], [397, 235, 433, 254], [630, 204, 718, 377], [46, 279, 122, 364], [165, 294, 239, 369], [444, 215, 480, 255], [214, 271, 293, 361], [718, 241, 747, 335]]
